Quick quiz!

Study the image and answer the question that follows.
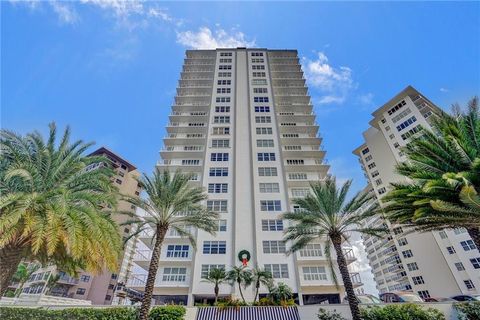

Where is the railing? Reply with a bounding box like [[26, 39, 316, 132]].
[[134, 249, 152, 261], [342, 248, 356, 260], [128, 274, 146, 286], [350, 272, 362, 284], [57, 274, 79, 285]]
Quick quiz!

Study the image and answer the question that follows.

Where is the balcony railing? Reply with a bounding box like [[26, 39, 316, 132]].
[[350, 272, 362, 285], [342, 248, 356, 260]]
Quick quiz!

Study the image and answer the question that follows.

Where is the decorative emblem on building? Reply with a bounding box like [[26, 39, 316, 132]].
[[238, 250, 251, 266]]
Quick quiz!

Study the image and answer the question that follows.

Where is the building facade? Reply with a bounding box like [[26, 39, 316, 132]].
[[353, 86, 480, 298], [18, 147, 141, 305], [127, 48, 362, 306]]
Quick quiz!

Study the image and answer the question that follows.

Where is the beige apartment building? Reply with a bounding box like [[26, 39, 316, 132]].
[[353, 86, 480, 299], [17, 147, 141, 305]]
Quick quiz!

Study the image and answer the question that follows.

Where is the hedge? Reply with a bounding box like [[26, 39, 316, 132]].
[[360, 303, 445, 320], [0, 306, 185, 320], [455, 302, 480, 320]]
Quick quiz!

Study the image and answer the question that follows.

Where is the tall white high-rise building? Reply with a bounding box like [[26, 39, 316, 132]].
[[127, 48, 362, 306], [353, 86, 480, 299]]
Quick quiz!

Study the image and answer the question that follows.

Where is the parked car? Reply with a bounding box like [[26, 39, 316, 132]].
[[380, 292, 424, 303], [451, 294, 480, 302], [423, 297, 455, 302], [343, 294, 382, 304]]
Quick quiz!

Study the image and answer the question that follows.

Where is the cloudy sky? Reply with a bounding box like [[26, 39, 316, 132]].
[[2, 1, 479, 295]]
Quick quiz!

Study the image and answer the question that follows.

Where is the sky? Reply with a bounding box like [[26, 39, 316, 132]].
[[2, 0, 480, 296]]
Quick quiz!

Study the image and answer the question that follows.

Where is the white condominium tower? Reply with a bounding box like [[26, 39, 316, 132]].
[[127, 48, 362, 306], [353, 86, 480, 299]]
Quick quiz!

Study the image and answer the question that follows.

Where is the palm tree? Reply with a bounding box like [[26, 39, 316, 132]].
[[251, 266, 272, 303], [0, 123, 122, 296], [226, 265, 252, 303], [44, 273, 61, 295], [203, 268, 228, 304], [383, 97, 480, 249], [11, 263, 39, 297], [283, 177, 383, 320], [269, 282, 293, 305], [123, 169, 218, 320]]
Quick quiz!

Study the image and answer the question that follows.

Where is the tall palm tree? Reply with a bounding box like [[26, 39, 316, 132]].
[[383, 97, 480, 249], [251, 266, 272, 303], [123, 169, 218, 320], [0, 123, 122, 296], [226, 265, 252, 303], [283, 177, 383, 320], [203, 268, 228, 304]]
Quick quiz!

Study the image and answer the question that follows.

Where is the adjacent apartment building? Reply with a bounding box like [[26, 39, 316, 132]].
[[18, 147, 141, 305], [127, 48, 362, 306], [353, 86, 480, 299]]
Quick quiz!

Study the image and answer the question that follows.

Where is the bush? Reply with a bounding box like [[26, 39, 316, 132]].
[[0, 307, 139, 320], [149, 305, 185, 320], [317, 308, 346, 320], [361, 303, 445, 320], [215, 298, 248, 309], [455, 302, 480, 320]]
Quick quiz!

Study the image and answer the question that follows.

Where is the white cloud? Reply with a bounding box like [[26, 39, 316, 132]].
[[357, 92, 374, 106], [176, 27, 255, 49], [302, 52, 355, 105], [80, 0, 143, 17], [49, 1, 78, 24], [440, 87, 450, 93]]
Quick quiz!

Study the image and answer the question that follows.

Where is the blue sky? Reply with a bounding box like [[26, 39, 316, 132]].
[[2, 1, 480, 294]]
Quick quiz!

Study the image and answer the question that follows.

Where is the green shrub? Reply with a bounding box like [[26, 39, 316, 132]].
[[361, 303, 445, 320], [455, 302, 480, 320], [317, 308, 346, 320], [148, 305, 185, 320], [0, 307, 139, 320]]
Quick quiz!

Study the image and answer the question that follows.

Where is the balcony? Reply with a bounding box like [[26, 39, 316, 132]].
[[166, 123, 207, 134], [350, 272, 363, 288], [57, 273, 79, 285], [343, 248, 356, 265]]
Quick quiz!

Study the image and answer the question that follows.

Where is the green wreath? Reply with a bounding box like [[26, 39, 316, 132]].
[[238, 250, 251, 264]]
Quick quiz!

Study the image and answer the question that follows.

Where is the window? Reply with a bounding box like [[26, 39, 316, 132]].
[[209, 167, 228, 177], [398, 238, 408, 246], [401, 125, 423, 140], [257, 139, 274, 147], [264, 264, 288, 278], [80, 275, 90, 282], [219, 65, 232, 70], [201, 264, 225, 279], [206, 200, 228, 212], [281, 122, 297, 126], [299, 244, 322, 257], [182, 159, 200, 165], [258, 153, 276, 161], [111, 274, 118, 279], [464, 280, 475, 290], [254, 97, 269, 103], [258, 167, 278, 176], [255, 116, 271, 123], [217, 80, 231, 85], [365, 155, 373, 162], [162, 267, 187, 282], [286, 159, 304, 165], [252, 72, 266, 77], [439, 231, 447, 239], [208, 183, 228, 193], [115, 179, 122, 184], [213, 116, 230, 124], [211, 153, 229, 161], [251, 52, 264, 57], [166, 245, 189, 258], [282, 133, 299, 138], [212, 127, 230, 135], [216, 220, 227, 232], [105, 295, 111, 301], [288, 173, 307, 180], [303, 266, 327, 281], [396, 116, 417, 132], [215, 106, 230, 113], [393, 227, 403, 235], [291, 188, 310, 197], [455, 262, 465, 271], [259, 183, 280, 193], [203, 241, 226, 254], [454, 228, 466, 235], [212, 139, 230, 148], [219, 58, 232, 63], [412, 276, 425, 285], [251, 58, 264, 63], [447, 246, 456, 254], [418, 290, 430, 300], [256, 127, 272, 135], [375, 179, 383, 186], [362, 148, 370, 155], [284, 146, 301, 151], [252, 65, 266, 70], [218, 72, 232, 77], [252, 79, 267, 85], [220, 52, 232, 56], [216, 88, 231, 94], [391, 108, 412, 123], [402, 250, 413, 258], [216, 97, 231, 103], [255, 106, 270, 112], [368, 162, 376, 169], [253, 87, 267, 92], [76, 288, 86, 295], [108, 284, 114, 289], [263, 241, 286, 254], [470, 257, 480, 269], [260, 200, 282, 211], [387, 99, 407, 115], [461, 240, 477, 251], [262, 220, 283, 231], [378, 187, 387, 195], [407, 262, 418, 271]]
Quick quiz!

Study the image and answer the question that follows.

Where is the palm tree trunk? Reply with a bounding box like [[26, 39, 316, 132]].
[[139, 226, 168, 320], [237, 281, 246, 303], [0, 245, 23, 297], [214, 284, 219, 304], [467, 227, 480, 253], [254, 282, 260, 303], [332, 235, 361, 320]]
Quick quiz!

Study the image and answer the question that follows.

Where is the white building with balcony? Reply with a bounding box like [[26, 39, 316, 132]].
[[353, 86, 480, 299], [127, 48, 362, 306]]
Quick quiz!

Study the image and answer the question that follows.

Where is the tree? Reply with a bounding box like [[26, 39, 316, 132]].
[[269, 282, 293, 305], [44, 273, 61, 295], [124, 169, 218, 320], [283, 177, 383, 320], [226, 265, 252, 303], [383, 97, 480, 250], [11, 263, 39, 297], [203, 268, 228, 304], [0, 123, 122, 296], [251, 266, 273, 303]]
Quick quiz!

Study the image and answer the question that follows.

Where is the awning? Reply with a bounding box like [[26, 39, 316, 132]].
[[196, 306, 300, 320]]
